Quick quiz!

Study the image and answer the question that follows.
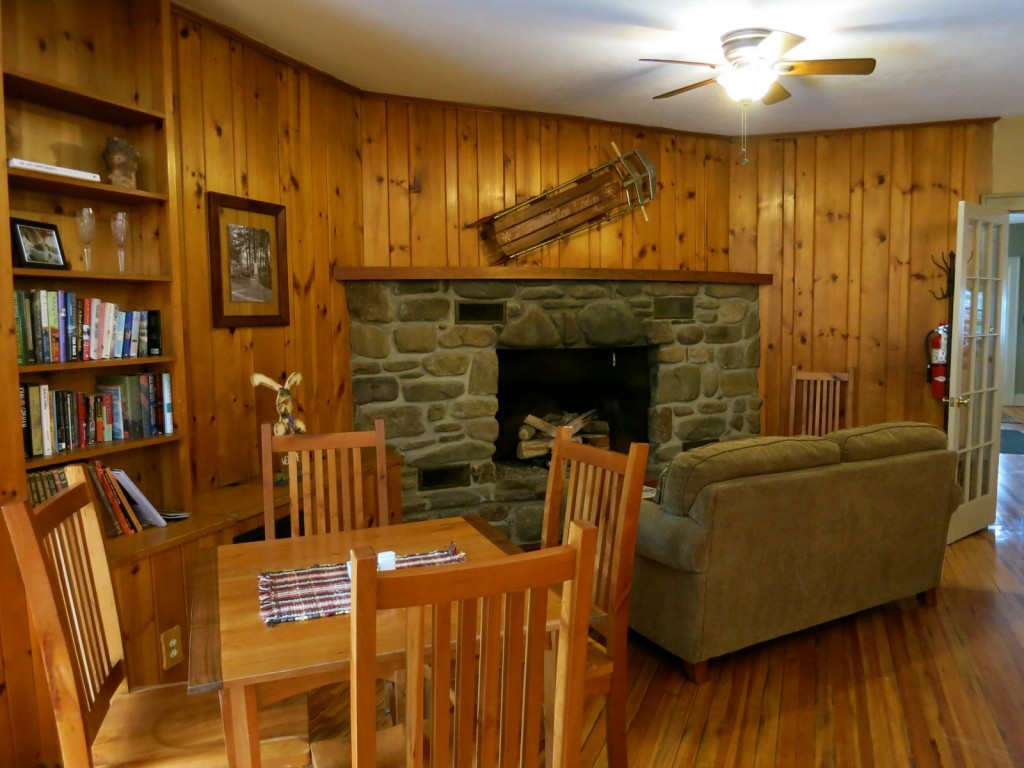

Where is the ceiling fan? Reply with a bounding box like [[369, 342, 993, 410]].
[[642, 28, 876, 104]]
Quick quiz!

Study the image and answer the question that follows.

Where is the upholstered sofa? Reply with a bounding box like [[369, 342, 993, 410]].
[[628, 422, 961, 681]]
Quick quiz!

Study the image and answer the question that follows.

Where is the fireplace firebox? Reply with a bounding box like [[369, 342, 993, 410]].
[[494, 346, 652, 460]]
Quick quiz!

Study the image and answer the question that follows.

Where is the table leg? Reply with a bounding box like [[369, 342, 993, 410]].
[[221, 684, 261, 768]]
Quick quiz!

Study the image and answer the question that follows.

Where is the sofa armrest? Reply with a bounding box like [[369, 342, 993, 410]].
[[635, 500, 710, 573]]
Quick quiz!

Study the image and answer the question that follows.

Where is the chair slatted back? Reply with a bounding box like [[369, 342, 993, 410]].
[[261, 419, 390, 539], [541, 427, 649, 639], [788, 367, 855, 436], [349, 520, 597, 768], [3, 483, 126, 766]]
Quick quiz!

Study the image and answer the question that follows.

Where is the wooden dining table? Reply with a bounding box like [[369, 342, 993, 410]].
[[188, 514, 537, 768]]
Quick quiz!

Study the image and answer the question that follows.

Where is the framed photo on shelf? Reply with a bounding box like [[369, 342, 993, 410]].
[[10, 218, 68, 270], [206, 192, 289, 327]]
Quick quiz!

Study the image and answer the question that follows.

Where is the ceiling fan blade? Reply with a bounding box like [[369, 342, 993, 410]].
[[761, 81, 791, 105], [653, 77, 718, 100], [777, 58, 876, 76], [754, 30, 805, 62], [640, 58, 718, 69]]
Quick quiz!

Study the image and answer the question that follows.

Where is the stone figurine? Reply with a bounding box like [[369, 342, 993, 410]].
[[102, 136, 140, 189]]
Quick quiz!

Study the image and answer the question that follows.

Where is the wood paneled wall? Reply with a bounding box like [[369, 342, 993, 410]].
[[172, 11, 738, 488], [174, 15, 362, 489], [734, 126, 993, 434], [173, 6, 992, 487]]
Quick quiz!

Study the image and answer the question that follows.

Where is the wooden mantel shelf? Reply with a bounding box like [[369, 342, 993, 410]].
[[334, 266, 772, 285]]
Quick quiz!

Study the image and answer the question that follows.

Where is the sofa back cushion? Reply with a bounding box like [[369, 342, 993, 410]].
[[660, 435, 840, 517], [827, 421, 947, 462]]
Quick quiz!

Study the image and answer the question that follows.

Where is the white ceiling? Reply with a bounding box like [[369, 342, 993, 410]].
[[176, 0, 1024, 137]]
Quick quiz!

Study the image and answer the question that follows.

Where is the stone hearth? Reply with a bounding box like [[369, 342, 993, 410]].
[[345, 278, 761, 546]]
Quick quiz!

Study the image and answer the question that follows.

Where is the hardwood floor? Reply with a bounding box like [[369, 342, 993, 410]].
[[587, 422, 1024, 767]]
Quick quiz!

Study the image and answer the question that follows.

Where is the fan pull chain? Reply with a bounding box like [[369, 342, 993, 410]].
[[739, 101, 750, 166]]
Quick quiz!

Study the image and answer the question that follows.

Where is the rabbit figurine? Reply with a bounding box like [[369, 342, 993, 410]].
[[251, 371, 306, 436]]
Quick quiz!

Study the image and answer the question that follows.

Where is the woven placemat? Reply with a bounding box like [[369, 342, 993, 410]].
[[258, 543, 465, 626]]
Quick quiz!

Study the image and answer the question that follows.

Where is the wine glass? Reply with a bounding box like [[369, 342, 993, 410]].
[[75, 207, 96, 271], [111, 211, 128, 272]]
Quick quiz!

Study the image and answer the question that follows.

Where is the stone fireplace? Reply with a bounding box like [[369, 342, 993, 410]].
[[343, 272, 762, 546]]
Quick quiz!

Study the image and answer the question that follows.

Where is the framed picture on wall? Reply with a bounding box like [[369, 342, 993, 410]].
[[206, 192, 289, 327], [10, 218, 68, 270]]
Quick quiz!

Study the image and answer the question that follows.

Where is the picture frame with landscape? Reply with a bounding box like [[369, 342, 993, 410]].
[[10, 218, 68, 270], [206, 192, 289, 327]]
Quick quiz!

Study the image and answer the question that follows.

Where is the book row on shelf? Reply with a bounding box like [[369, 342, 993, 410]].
[[27, 461, 188, 538], [13, 288, 162, 365], [19, 371, 174, 459]]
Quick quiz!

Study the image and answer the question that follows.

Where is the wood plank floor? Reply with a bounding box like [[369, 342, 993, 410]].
[[312, 419, 1024, 767], [585, 418, 1024, 768]]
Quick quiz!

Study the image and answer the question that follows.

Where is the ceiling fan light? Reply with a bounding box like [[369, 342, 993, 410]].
[[718, 66, 778, 103]]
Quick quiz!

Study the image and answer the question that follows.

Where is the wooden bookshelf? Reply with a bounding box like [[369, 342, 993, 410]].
[[0, 1, 191, 762]]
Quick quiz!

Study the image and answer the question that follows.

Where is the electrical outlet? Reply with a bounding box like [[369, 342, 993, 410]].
[[160, 625, 183, 670]]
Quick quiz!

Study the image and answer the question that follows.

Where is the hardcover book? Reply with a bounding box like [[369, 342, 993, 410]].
[[138, 309, 148, 357], [94, 383, 125, 440], [137, 373, 154, 438], [111, 310, 126, 359], [96, 375, 143, 439], [104, 466, 142, 532], [33, 290, 50, 363], [21, 291, 35, 364], [26, 384, 42, 457], [86, 462, 131, 537], [111, 469, 167, 528], [68, 293, 79, 360], [147, 310, 162, 355], [39, 383, 52, 456], [81, 297, 92, 360], [128, 311, 141, 358], [56, 289, 67, 362], [47, 291, 60, 363], [89, 298, 102, 360], [160, 371, 173, 434], [101, 302, 118, 359], [14, 290, 26, 365], [19, 384, 29, 457], [7, 157, 102, 182]]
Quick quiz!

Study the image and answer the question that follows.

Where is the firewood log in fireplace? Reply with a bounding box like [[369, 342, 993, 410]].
[[515, 410, 608, 459]]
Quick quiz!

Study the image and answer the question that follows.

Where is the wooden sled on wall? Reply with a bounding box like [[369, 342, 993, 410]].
[[476, 144, 656, 264]]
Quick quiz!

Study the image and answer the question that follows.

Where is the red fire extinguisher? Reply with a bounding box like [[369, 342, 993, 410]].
[[926, 324, 949, 399]]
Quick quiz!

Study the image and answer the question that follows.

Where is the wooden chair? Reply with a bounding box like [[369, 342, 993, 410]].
[[261, 419, 390, 539], [788, 366, 855, 436], [1, 483, 309, 768], [262, 419, 398, 733], [541, 426, 650, 768], [310, 519, 597, 768]]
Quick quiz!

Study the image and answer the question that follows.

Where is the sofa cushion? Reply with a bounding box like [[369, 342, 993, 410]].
[[660, 435, 840, 517], [827, 422, 947, 462]]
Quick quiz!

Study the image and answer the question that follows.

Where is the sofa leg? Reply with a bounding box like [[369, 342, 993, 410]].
[[917, 587, 938, 607], [682, 659, 709, 684]]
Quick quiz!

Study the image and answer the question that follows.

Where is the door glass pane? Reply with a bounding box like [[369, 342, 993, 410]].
[[986, 333, 997, 390], [961, 334, 973, 393], [970, 447, 981, 498], [978, 222, 990, 276], [974, 332, 987, 391]]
